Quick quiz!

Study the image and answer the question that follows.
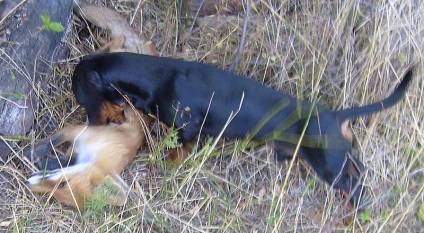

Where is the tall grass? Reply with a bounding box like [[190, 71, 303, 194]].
[[1, 0, 423, 232]]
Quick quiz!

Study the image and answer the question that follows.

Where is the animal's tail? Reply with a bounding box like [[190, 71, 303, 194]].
[[336, 68, 414, 122]]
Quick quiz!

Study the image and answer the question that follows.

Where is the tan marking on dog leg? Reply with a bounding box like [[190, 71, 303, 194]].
[[341, 120, 353, 144]]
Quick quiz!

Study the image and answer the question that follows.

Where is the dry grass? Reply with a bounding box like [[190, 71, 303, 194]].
[[1, 0, 423, 232]]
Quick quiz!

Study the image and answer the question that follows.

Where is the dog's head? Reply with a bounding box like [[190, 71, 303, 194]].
[[72, 59, 105, 125], [72, 58, 125, 125]]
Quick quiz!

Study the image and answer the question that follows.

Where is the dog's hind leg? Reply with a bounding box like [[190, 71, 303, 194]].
[[270, 140, 297, 161]]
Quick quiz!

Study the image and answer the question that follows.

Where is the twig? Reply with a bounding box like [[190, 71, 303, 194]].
[[0, 0, 27, 25], [228, 0, 251, 72], [0, 96, 27, 109]]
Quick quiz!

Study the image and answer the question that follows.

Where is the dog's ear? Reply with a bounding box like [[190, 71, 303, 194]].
[[340, 120, 353, 144], [87, 71, 103, 90]]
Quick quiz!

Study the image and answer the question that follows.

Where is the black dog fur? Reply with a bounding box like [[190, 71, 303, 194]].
[[72, 52, 413, 207]]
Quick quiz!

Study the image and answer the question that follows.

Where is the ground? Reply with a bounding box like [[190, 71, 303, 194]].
[[1, 0, 423, 232]]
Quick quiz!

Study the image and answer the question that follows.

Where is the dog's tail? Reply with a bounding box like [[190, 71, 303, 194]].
[[336, 68, 414, 122]]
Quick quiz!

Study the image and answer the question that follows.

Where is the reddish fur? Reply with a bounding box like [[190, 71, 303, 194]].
[[98, 100, 126, 124], [26, 105, 150, 209], [167, 144, 192, 163]]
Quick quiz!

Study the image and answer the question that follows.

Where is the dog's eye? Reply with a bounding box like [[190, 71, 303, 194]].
[[57, 181, 67, 188]]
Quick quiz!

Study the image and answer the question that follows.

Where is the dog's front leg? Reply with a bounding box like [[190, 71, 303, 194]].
[[166, 143, 193, 163]]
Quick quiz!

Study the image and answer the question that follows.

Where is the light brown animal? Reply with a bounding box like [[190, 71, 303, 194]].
[[25, 104, 149, 209]]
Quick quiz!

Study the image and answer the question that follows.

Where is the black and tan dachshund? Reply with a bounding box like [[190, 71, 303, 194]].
[[72, 52, 413, 207]]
